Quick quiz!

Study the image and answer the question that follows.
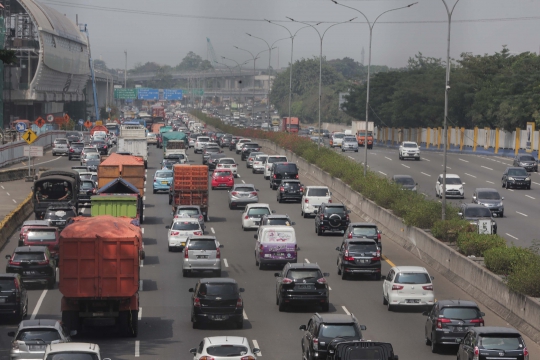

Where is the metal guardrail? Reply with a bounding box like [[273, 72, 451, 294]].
[[0, 130, 65, 168]]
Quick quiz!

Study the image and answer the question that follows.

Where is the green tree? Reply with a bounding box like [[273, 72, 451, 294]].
[[176, 52, 213, 71]]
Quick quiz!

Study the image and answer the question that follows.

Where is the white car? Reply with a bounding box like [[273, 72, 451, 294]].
[[252, 154, 268, 174], [398, 141, 421, 160], [190, 336, 260, 360], [435, 173, 464, 199], [194, 136, 211, 153], [166, 216, 203, 251], [382, 265, 435, 311], [331, 132, 345, 148], [216, 157, 238, 177], [301, 186, 332, 217], [242, 203, 273, 230], [147, 132, 158, 145], [263, 155, 288, 180], [235, 138, 252, 153], [43, 343, 110, 360]]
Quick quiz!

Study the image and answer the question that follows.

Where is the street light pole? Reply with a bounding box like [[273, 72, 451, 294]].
[[124, 50, 127, 88], [287, 17, 356, 149], [332, 1, 417, 176]]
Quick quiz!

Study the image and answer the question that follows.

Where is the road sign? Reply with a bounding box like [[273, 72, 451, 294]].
[[164, 89, 183, 100], [22, 129, 37, 145], [46, 114, 54, 123], [63, 114, 70, 123], [78, 119, 84, 125], [15, 122, 27, 132], [138, 88, 159, 100], [23, 146, 43, 157], [114, 88, 138, 99], [95, 121, 103, 126], [84, 120, 92, 129], [35, 117, 45, 128]]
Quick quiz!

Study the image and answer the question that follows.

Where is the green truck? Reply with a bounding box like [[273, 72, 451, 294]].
[[91, 178, 144, 224], [162, 132, 188, 152]]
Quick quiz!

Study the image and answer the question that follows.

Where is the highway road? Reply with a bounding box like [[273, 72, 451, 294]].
[[0, 139, 539, 360]]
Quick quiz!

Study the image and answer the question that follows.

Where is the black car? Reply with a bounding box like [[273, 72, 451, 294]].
[[336, 239, 381, 280], [189, 278, 245, 329], [343, 223, 383, 253], [43, 203, 77, 230], [502, 167, 531, 189], [300, 313, 367, 360], [270, 162, 299, 190], [229, 136, 241, 151], [392, 175, 417, 191], [315, 203, 351, 235], [85, 158, 100, 172], [207, 153, 228, 171], [277, 179, 304, 203], [513, 154, 538, 172], [202, 147, 221, 165], [219, 135, 232, 148], [456, 327, 529, 360], [327, 340, 399, 360], [424, 299, 485, 353], [240, 143, 261, 161], [275, 263, 330, 312], [0, 273, 28, 321], [91, 140, 108, 155], [78, 180, 96, 207], [472, 188, 504, 217], [5, 246, 56, 289], [68, 142, 84, 161], [66, 131, 82, 144], [458, 203, 497, 234]]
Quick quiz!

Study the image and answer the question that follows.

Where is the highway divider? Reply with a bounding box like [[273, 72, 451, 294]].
[[0, 168, 35, 182], [0, 192, 33, 249]]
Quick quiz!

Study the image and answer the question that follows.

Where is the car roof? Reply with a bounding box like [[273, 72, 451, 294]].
[[316, 313, 356, 323], [438, 173, 461, 178], [173, 217, 199, 223], [345, 238, 377, 244], [474, 188, 498, 193], [46, 204, 74, 210], [19, 319, 59, 328], [472, 327, 521, 336], [392, 265, 428, 273], [306, 186, 329, 189], [402, 141, 417, 144], [288, 262, 321, 270], [218, 157, 235, 161], [155, 169, 172, 174], [350, 222, 377, 227], [436, 299, 479, 308], [506, 166, 527, 170], [199, 277, 237, 284], [282, 179, 301, 182], [177, 205, 201, 209], [462, 203, 489, 209], [203, 336, 249, 346], [45, 342, 100, 353], [246, 203, 270, 209], [234, 183, 255, 188], [259, 225, 294, 232], [188, 235, 216, 241], [393, 175, 414, 179], [22, 220, 50, 227], [15, 246, 48, 252], [262, 214, 290, 219]]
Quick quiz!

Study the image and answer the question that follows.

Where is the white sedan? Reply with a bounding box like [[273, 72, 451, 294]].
[[166, 217, 203, 251], [190, 336, 260, 360], [241, 203, 273, 230], [216, 158, 238, 177]]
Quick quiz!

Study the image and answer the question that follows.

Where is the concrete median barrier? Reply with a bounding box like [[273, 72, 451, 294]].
[[0, 168, 35, 182], [0, 193, 33, 249]]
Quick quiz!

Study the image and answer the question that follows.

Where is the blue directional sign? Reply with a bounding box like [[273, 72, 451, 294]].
[[78, 119, 84, 125], [163, 89, 183, 100], [15, 122, 27, 132], [137, 88, 159, 100]]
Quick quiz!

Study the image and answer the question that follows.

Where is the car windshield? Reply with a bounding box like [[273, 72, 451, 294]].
[[67, 132, 79, 137], [333, 134, 344, 139], [188, 240, 216, 250], [248, 208, 271, 216], [55, 139, 67, 144], [46, 353, 99, 360], [255, 156, 268, 161], [477, 191, 501, 200], [268, 157, 287, 163], [197, 137, 210, 142], [325, 207, 346, 215], [352, 227, 377, 237], [84, 148, 97, 152], [234, 187, 255, 193], [80, 181, 94, 190], [206, 345, 249, 356], [319, 324, 358, 338], [266, 218, 291, 226], [12, 252, 46, 261], [45, 210, 75, 220], [403, 143, 418, 148], [198, 283, 237, 298], [17, 329, 61, 342], [394, 272, 431, 284], [0, 279, 16, 291], [220, 159, 235, 164], [214, 171, 232, 177], [440, 307, 480, 320], [519, 156, 535, 161], [171, 222, 200, 231], [205, 148, 220, 153], [287, 269, 322, 280], [276, 164, 298, 173], [344, 137, 356, 142], [308, 188, 329, 196], [464, 207, 492, 217], [394, 177, 415, 185], [348, 242, 378, 252], [87, 154, 100, 160], [27, 230, 56, 241], [508, 168, 528, 176], [156, 172, 172, 179], [479, 335, 522, 350], [177, 208, 200, 216], [446, 177, 462, 185]]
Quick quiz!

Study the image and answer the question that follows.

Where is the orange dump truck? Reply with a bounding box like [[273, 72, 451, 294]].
[[151, 123, 165, 134], [98, 153, 145, 196], [171, 165, 209, 220], [59, 215, 143, 337]]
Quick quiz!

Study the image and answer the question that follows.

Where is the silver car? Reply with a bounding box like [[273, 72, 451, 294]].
[[166, 217, 203, 251], [246, 152, 264, 168], [8, 319, 74, 360], [341, 136, 359, 152], [174, 205, 206, 232], [52, 138, 69, 156], [228, 184, 259, 209], [182, 236, 223, 277]]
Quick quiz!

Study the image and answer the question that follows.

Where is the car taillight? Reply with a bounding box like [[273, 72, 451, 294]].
[[69, 148, 74, 152], [436, 318, 451, 329], [249, 158, 253, 161], [193, 297, 201, 307], [469, 318, 484, 326], [154, 179, 156, 182], [377, 233, 381, 240], [282, 278, 293, 284], [371, 250, 381, 261], [305, 199, 309, 203], [316, 278, 327, 284], [319, 214, 324, 221], [37, 260, 49, 265], [231, 191, 238, 195], [422, 284, 433, 291], [14, 278, 20, 301], [193, 231, 203, 236], [328, 199, 332, 203], [473, 346, 479, 360], [273, 174, 276, 179], [11, 340, 19, 350], [104, 145, 107, 149], [524, 347, 529, 360], [295, 174, 299, 179], [279, 187, 284, 192], [184, 247, 189, 258], [251, 192, 258, 196], [391, 284, 404, 290], [198, 215, 203, 221], [232, 164, 237, 167], [244, 215, 249, 219], [92, 189, 96, 194], [170, 231, 180, 236], [259, 244, 264, 251], [347, 233, 352, 239], [344, 250, 355, 262], [236, 298, 243, 307], [313, 338, 319, 351], [9, 259, 21, 266], [345, 214, 350, 221], [240, 356, 256, 360]]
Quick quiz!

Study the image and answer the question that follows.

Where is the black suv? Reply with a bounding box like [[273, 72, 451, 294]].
[[327, 340, 399, 360], [457, 327, 529, 360], [300, 313, 367, 360], [343, 223, 383, 253], [219, 135, 232, 148], [502, 167, 531, 189], [66, 131, 82, 144], [275, 263, 330, 312], [68, 142, 84, 161], [336, 239, 381, 280], [91, 140, 108, 155], [43, 204, 77, 230], [270, 162, 299, 190], [5, 246, 56, 289], [424, 299, 485, 353], [202, 146, 221, 165], [0, 273, 28, 321], [277, 179, 304, 203], [513, 154, 538, 172], [315, 203, 351, 235], [458, 203, 497, 234], [240, 143, 261, 161], [189, 278, 245, 329]]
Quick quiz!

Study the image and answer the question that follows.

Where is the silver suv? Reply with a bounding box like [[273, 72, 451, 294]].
[[182, 236, 223, 277], [8, 319, 75, 360], [52, 138, 69, 156], [341, 136, 359, 152]]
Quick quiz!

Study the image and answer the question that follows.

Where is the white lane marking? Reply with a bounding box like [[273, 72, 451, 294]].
[[237, 174, 241, 178], [384, 156, 392, 161], [140, 260, 144, 268], [304, 258, 310, 263], [423, 158, 430, 161], [31, 290, 48, 320], [243, 310, 248, 320], [138, 307, 142, 320], [481, 166, 493, 171], [348, 156, 355, 160], [81, 207, 86, 214], [459, 158, 469, 163], [141, 227, 145, 234], [12, 199, 16, 203], [441, 165, 451, 169], [401, 164, 410, 168], [135, 340, 140, 357], [378, 171, 387, 176], [507, 189, 514, 192], [143, 196, 146, 201], [464, 173, 476, 178], [533, 182, 540, 186], [421, 172, 431, 177], [506, 233, 519, 240], [139, 280, 143, 291], [144, 181, 147, 186], [144, 188, 146, 194], [6, 192, 10, 196], [211, 227, 215, 234], [0, 185, 4, 189], [224, 259, 229, 267], [342, 306, 351, 315], [252, 340, 261, 356], [242, 180, 245, 183], [486, 181, 494, 184], [207, 216, 211, 221], [525, 195, 536, 200], [516, 211, 528, 217], [329, 286, 332, 291]]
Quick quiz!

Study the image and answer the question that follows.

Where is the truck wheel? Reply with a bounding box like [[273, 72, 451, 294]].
[[47, 276, 56, 290], [62, 311, 79, 334], [129, 310, 139, 337]]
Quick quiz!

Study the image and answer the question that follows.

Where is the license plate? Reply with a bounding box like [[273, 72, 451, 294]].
[[406, 299, 420, 303], [356, 259, 369, 264], [219, 184, 228, 187], [211, 315, 228, 320], [296, 285, 312, 289], [224, 165, 230, 168], [161, 181, 168, 184], [29, 345, 46, 351], [0, 298, 5, 303], [23, 271, 36, 275], [93, 312, 104, 317], [273, 252, 285, 257], [197, 255, 209, 259], [454, 327, 465, 332]]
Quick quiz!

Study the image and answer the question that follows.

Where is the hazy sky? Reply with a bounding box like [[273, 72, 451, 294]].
[[42, 0, 540, 70]]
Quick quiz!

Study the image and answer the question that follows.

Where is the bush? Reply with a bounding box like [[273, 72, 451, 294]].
[[456, 232, 506, 257], [484, 246, 537, 275], [431, 219, 474, 242], [506, 256, 540, 297]]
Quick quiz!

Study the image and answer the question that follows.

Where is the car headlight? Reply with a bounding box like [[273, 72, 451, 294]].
[[508, 177, 514, 181], [412, 186, 417, 192], [525, 177, 531, 181], [498, 202, 504, 206], [458, 186, 463, 190], [520, 162, 526, 166]]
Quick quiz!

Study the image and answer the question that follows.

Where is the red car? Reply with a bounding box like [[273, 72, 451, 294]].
[[18, 220, 51, 246], [22, 226, 61, 259], [211, 169, 234, 190]]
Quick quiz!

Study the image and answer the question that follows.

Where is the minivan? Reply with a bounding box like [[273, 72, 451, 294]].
[[254, 225, 297, 270], [270, 162, 299, 190]]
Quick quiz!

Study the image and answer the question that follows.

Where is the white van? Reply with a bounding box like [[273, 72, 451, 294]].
[[301, 186, 332, 217], [254, 225, 297, 270]]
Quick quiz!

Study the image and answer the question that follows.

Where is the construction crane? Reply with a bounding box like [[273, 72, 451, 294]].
[[206, 38, 219, 66]]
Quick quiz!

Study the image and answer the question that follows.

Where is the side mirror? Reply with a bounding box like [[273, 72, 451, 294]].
[[501, 197, 504, 200], [188, 288, 194, 292], [336, 247, 340, 251], [347, 210, 351, 214], [271, 210, 276, 214], [323, 272, 330, 277], [291, 222, 296, 226], [360, 325, 367, 330], [430, 276, 435, 280], [422, 311, 429, 316], [189, 348, 197, 355], [394, 356, 399, 360], [219, 244, 224, 248], [457, 212, 462, 217], [252, 348, 261, 354], [299, 325, 307, 331], [254, 235, 257, 239], [5, 255, 11, 260], [239, 288, 245, 293], [70, 330, 78, 336], [274, 273, 281, 277], [165, 225, 170, 229], [313, 210, 318, 214], [480, 312, 485, 317], [7, 331, 15, 337]]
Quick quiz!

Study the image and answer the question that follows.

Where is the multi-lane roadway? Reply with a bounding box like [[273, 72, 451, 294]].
[[1, 137, 539, 360]]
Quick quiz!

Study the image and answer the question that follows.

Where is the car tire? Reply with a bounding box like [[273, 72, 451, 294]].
[[48, 276, 56, 290], [527, 185, 531, 190], [383, 295, 388, 305], [374, 273, 381, 281], [317, 226, 322, 236], [321, 303, 330, 312], [211, 187, 215, 190], [425, 336, 432, 346], [153, 189, 156, 194], [387, 301, 393, 312], [341, 268, 347, 280], [236, 320, 244, 329], [278, 296, 286, 312], [255, 253, 259, 266], [278, 197, 282, 203], [168, 197, 172, 205], [416, 157, 420, 161], [192, 321, 198, 329], [500, 211, 504, 217], [431, 334, 439, 353], [215, 269, 222, 277], [259, 261, 265, 270], [182, 270, 189, 277]]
